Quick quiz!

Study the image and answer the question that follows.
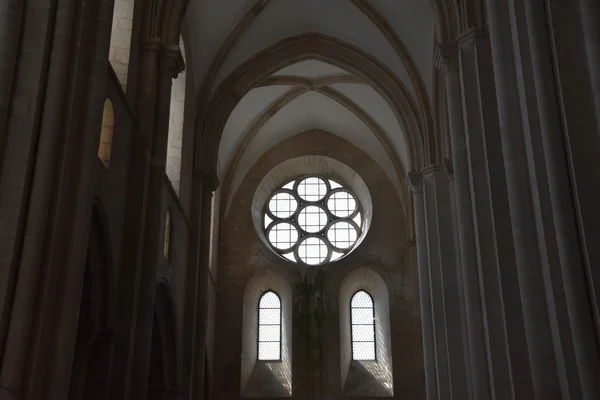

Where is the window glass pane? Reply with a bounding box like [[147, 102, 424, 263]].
[[351, 290, 376, 361], [327, 191, 357, 217], [282, 181, 294, 190], [327, 221, 358, 249], [258, 291, 281, 361], [330, 251, 344, 261], [259, 308, 280, 325], [283, 252, 296, 262], [352, 342, 375, 361], [297, 205, 327, 233], [268, 222, 299, 250], [352, 307, 374, 324], [329, 180, 342, 189], [297, 236, 328, 265], [297, 177, 327, 201], [264, 214, 273, 229], [353, 212, 362, 228], [352, 324, 375, 342], [351, 291, 373, 308], [260, 291, 281, 308], [269, 192, 298, 218], [258, 342, 281, 360], [259, 325, 281, 342]]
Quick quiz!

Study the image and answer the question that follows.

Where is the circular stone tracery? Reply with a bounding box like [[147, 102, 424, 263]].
[[264, 176, 363, 265]]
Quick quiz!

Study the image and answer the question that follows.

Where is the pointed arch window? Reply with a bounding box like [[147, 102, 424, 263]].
[[351, 290, 376, 360], [258, 291, 281, 361]]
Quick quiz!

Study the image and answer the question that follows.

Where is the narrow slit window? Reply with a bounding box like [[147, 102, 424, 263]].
[[258, 291, 281, 361], [351, 290, 376, 360]]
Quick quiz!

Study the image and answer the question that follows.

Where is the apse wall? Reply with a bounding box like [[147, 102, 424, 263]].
[[214, 129, 424, 399]]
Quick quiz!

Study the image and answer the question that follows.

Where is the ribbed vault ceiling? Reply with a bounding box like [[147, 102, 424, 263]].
[[186, 0, 437, 208]]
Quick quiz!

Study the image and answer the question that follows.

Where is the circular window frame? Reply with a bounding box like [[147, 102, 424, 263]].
[[265, 221, 299, 252], [266, 189, 299, 219], [262, 174, 364, 265]]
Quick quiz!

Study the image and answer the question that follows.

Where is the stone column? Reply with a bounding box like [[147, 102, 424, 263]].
[[445, 164, 471, 395], [129, 46, 183, 398], [421, 163, 467, 399], [0, 0, 113, 398], [407, 239, 420, 319], [486, 0, 560, 396], [579, 0, 600, 120], [421, 165, 450, 398], [435, 43, 488, 399], [0, 0, 22, 157], [407, 173, 437, 399], [521, 1, 600, 397], [108, 39, 161, 399], [456, 29, 534, 397], [442, 161, 470, 398], [541, 0, 600, 340], [189, 170, 218, 399]]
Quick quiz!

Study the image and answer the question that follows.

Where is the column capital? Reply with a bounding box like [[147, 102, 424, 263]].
[[435, 43, 459, 74], [159, 45, 185, 79], [457, 26, 488, 45], [421, 163, 445, 176], [442, 158, 454, 181], [194, 168, 219, 193], [406, 172, 424, 194]]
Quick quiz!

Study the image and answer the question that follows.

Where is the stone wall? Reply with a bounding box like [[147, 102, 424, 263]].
[[214, 129, 424, 399], [166, 38, 186, 194], [109, 0, 134, 89], [98, 99, 114, 169]]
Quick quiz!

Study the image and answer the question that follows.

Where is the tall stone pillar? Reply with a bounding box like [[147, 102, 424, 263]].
[[462, 27, 533, 398], [407, 173, 437, 399], [486, 0, 560, 396], [446, 163, 471, 398], [542, 0, 600, 339], [189, 170, 218, 399], [108, 38, 161, 399], [421, 166, 451, 398], [129, 46, 184, 398], [423, 163, 467, 399], [0, 0, 22, 155], [0, 0, 113, 398], [517, 1, 600, 397], [579, 0, 600, 120], [407, 239, 420, 319], [435, 43, 488, 399], [409, 164, 468, 400]]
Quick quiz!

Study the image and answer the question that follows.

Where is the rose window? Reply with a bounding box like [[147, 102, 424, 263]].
[[263, 176, 363, 265]]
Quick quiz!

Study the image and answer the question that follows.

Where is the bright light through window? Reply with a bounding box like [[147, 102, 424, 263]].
[[263, 176, 363, 265], [258, 291, 281, 361], [351, 290, 376, 361]]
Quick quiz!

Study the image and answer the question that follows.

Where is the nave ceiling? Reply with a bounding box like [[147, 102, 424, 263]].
[[184, 0, 455, 212]]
